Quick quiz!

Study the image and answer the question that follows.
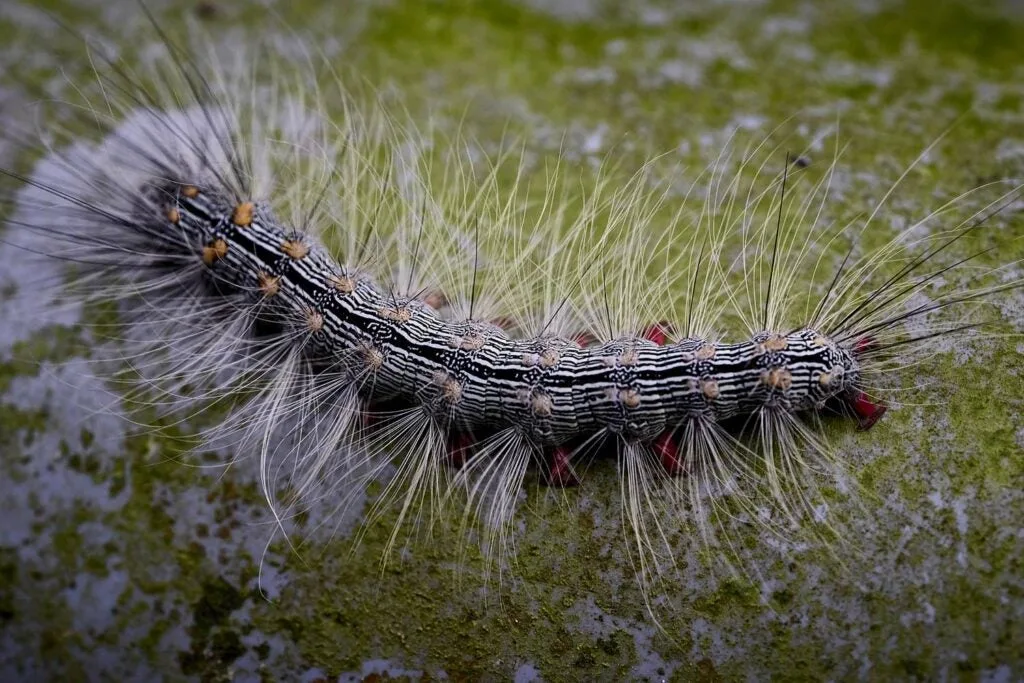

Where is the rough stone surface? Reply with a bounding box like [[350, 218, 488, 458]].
[[1, 0, 1023, 680]]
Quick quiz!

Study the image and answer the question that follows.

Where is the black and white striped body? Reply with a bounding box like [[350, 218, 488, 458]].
[[164, 184, 861, 448]]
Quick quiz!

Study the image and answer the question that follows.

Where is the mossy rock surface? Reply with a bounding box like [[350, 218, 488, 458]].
[[1, 0, 1023, 680]]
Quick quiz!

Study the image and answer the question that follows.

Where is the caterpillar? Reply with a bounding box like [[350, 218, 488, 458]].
[[2, 3, 1023, 677]]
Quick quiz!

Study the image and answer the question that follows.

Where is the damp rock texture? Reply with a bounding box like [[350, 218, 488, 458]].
[[1, 0, 1023, 680]]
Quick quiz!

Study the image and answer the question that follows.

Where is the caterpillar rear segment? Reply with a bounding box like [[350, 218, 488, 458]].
[[162, 182, 876, 488]]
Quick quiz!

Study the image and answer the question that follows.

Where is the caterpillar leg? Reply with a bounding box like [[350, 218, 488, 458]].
[[849, 335, 886, 430], [447, 431, 474, 468], [422, 290, 448, 311], [849, 391, 887, 431], [640, 320, 674, 347], [572, 331, 598, 347], [545, 446, 579, 487], [652, 431, 685, 477], [488, 316, 516, 330]]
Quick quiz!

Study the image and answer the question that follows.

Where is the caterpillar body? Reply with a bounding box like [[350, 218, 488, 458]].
[[157, 179, 863, 471], [2, 6, 1023, 651]]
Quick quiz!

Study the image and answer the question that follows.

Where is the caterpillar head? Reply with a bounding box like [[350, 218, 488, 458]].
[[753, 329, 864, 417], [760, 329, 884, 430]]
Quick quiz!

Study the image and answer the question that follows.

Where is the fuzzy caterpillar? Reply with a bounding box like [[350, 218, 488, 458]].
[[2, 10, 1023, 626]]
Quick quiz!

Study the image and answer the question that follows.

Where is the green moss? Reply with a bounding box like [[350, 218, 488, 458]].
[[818, 0, 1024, 68], [0, 325, 89, 395], [177, 576, 248, 681], [3, 0, 1024, 678], [693, 578, 761, 618]]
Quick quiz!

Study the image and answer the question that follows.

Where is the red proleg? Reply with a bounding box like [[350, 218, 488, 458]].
[[641, 321, 674, 346], [653, 431, 684, 476], [547, 446, 579, 487], [849, 390, 887, 431], [573, 331, 598, 348], [447, 432, 474, 469]]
